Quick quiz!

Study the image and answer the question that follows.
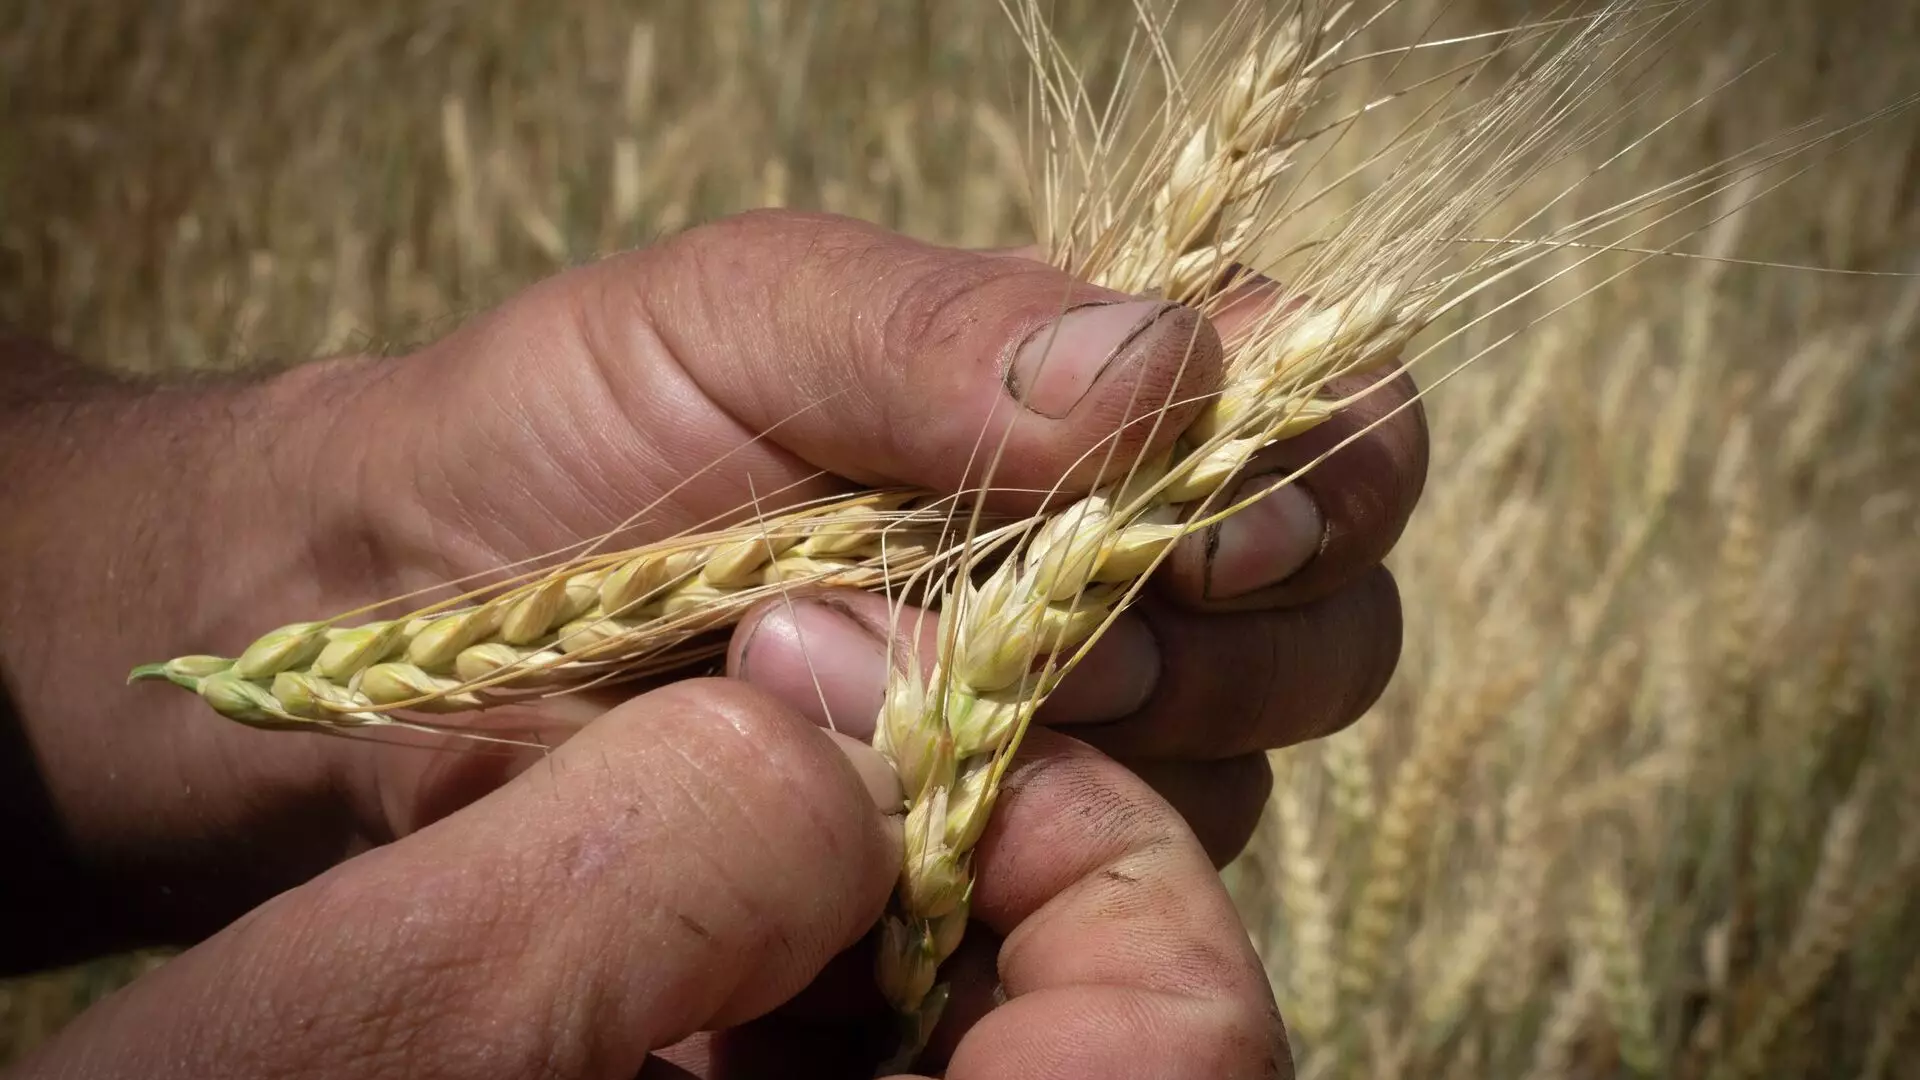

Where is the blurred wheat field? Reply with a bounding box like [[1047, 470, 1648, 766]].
[[3, 1, 1917, 1076]]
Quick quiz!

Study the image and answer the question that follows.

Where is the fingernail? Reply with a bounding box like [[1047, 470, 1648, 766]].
[[1007, 298, 1176, 418], [1045, 614, 1161, 724], [1206, 474, 1325, 599], [738, 600, 889, 739], [825, 730, 906, 813]]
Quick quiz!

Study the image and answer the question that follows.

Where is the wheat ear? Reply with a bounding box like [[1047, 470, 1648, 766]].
[[862, 12, 1415, 1055], [130, 492, 947, 734]]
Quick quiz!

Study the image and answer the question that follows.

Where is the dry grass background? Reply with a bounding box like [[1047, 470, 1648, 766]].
[[3, 1, 1917, 1076]]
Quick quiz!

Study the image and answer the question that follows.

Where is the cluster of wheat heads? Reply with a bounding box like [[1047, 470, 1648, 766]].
[[1223, 2, 1920, 1077], [1239, 318, 1920, 1080], [126, 0, 1912, 1069]]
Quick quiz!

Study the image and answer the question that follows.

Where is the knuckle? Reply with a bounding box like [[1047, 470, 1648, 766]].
[[878, 246, 1018, 362]]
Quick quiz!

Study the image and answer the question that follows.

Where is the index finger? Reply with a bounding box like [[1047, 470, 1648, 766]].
[[904, 729, 1289, 1080]]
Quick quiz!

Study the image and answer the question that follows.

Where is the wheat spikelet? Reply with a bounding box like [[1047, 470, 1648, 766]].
[[866, 10, 1367, 1051], [1541, 752, 1690, 838], [1416, 901, 1504, 1045], [1551, 639, 1641, 774], [1651, 595, 1708, 778], [1481, 784, 1556, 1018], [1338, 653, 1534, 1013], [1272, 759, 1339, 1046], [1321, 729, 1378, 837], [1709, 418, 1764, 748], [1081, 21, 1317, 302], [1784, 767, 1875, 963], [1582, 859, 1661, 1076]]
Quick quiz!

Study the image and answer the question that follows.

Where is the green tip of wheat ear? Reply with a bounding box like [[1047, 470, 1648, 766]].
[[128, 656, 231, 689]]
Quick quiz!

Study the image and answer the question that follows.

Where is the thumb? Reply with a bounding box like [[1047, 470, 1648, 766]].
[[20, 679, 902, 1080], [585, 209, 1225, 500]]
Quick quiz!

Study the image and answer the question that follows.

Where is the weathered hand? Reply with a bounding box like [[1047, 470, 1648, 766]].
[[13, 683, 1281, 1079], [303, 210, 1422, 872], [3, 208, 1425, 1076]]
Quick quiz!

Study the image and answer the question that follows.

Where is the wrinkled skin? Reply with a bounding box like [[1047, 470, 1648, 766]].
[[0, 211, 1426, 1078]]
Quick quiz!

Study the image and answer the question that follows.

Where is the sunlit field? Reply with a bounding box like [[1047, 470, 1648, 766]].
[[4, 2, 1916, 1075]]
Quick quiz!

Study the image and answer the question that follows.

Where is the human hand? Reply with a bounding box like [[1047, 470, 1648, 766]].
[[2, 210, 1423, 942], [3, 210, 1423, 1074], [305, 209, 1422, 889], [12, 678, 1284, 1079]]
